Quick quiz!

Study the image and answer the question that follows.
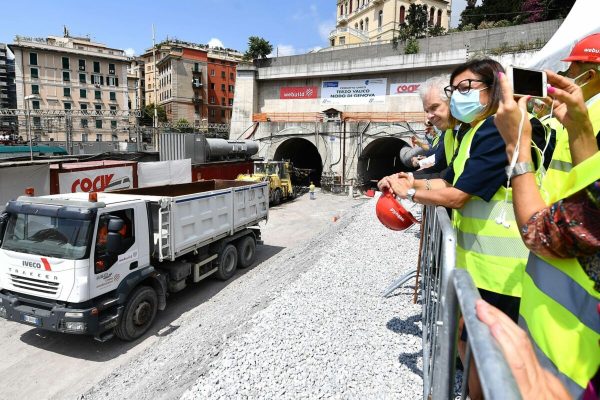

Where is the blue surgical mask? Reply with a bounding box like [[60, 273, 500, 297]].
[[450, 89, 486, 123]]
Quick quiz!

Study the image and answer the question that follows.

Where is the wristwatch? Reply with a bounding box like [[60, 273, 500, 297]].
[[506, 162, 535, 179], [406, 188, 417, 202]]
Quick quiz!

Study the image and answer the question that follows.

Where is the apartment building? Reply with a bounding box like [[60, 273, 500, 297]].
[[331, 0, 451, 46], [141, 40, 242, 127], [127, 58, 145, 126], [0, 43, 17, 133], [9, 34, 130, 142]]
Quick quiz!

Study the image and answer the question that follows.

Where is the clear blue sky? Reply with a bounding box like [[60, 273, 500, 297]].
[[0, 0, 467, 57]]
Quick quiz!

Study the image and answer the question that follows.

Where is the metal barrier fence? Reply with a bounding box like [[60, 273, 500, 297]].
[[383, 204, 520, 399]]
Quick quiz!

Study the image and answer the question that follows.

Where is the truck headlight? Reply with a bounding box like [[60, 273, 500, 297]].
[[65, 321, 87, 332], [0, 306, 6, 318]]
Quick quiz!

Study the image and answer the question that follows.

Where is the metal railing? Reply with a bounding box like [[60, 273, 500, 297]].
[[383, 204, 520, 399]]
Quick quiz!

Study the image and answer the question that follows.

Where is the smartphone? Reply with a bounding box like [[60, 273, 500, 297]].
[[507, 66, 548, 97]]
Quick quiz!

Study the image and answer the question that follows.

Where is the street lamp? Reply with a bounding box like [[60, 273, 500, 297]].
[[24, 94, 41, 160]]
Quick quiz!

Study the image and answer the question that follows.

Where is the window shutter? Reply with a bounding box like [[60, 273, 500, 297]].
[[100, 76, 104, 85], [115, 77, 118, 87]]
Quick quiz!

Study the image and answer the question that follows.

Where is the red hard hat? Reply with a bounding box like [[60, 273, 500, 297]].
[[375, 190, 419, 231], [562, 33, 600, 63]]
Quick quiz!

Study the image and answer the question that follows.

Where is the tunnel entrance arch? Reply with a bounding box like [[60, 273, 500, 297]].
[[357, 137, 412, 189], [273, 138, 323, 186]]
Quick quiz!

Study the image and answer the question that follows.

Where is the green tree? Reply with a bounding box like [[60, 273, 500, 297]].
[[140, 104, 167, 126], [243, 36, 273, 60], [174, 118, 193, 133], [406, 4, 429, 38]]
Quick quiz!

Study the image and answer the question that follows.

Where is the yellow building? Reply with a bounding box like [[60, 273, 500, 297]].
[[331, 0, 451, 46]]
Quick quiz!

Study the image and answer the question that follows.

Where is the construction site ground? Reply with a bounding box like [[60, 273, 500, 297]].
[[0, 190, 423, 400]]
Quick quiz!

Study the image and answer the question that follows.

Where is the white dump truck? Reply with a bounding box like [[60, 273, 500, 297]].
[[0, 180, 268, 341]]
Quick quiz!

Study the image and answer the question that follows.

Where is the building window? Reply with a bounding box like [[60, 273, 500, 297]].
[[96, 134, 102, 141], [95, 104, 102, 112], [109, 92, 116, 101], [64, 102, 72, 110], [62, 57, 70, 69], [31, 68, 39, 79], [210, 69, 215, 76], [228, 85, 234, 92], [30, 52, 38, 66], [110, 105, 116, 115], [365, 17, 369, 31], [210, 96, 215, 104], [378, 10, 383, 27], [400, 6, 406, 24], [229, 98, 233, 106], [80, 89, 87, 98], [109, 63, 115, 75], [64, 87, 71, 97], [33, 117, 41, 127], [437, 9, 442, 26], [95, 90, 102, 100], [63, 71, 70, 81], [221, 71, 226, 78], [221, 97, 225, 106], [79, 59, 86, 71], [79, 73, 86, 83], [429, 7, 435, 25], [92, 75, 102, 85], [108, 76, 118, 86], [111, 120, 117, 129], [31, 84, 39, 95], [355, 23, 359, 30], [32, 100, 40, 110], [230, 72, 234, 80], [81, 119, 88, 128], [221, 110, 226, 118], [210, 83, 215, 90], [221, 83, 226, 91], [93, 61, 100, 73], [339, 37, 346, 45], [96, 120, 103, 129], [82, 133, 88, 142], [360, 20, 364, 31], [194, 62, 199, 72], [81, 104, 88, 112], [210, 109, 215, 117]]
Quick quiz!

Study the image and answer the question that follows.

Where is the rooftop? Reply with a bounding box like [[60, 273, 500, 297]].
[[11, 35, 129, 61]]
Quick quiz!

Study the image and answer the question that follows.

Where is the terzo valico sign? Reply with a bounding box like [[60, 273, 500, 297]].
[[321, 78, 387, 105], [390, 82, 423, 95]]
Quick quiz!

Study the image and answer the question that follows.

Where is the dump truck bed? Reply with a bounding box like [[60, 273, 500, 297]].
[[117, 180, 269, 261]]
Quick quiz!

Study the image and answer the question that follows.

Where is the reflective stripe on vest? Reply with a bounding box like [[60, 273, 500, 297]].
[[540, 98, 600, 203], [451, 119, 527, 297], [519, 254, 600, 396], [432, 134, 440, 147], [443, 128, 456, 165]]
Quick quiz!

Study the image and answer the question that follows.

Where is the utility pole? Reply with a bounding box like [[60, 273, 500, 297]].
[[152, 24, 158, 149]]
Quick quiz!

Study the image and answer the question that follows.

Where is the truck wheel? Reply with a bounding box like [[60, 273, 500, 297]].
[[114, 286, 158, 341], [273, 189, 282, 205], [216, 244, 238, 280], [236, 236, 256, 269]]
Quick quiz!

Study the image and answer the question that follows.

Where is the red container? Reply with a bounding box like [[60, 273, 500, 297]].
[[191, 160, 254, 181]]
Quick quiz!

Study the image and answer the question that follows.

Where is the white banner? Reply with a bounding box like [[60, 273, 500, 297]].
[[390, 82, 423, 95], [321, 78, 387, 105], [137, 159, 192, 188], [60, 166, 134, 193]]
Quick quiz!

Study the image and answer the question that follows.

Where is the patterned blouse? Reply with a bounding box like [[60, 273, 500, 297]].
[[521, 181, 600, 291]]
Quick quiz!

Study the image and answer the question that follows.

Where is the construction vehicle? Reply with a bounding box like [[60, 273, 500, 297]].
[[0, 180, 268, 341], [236, 160, 296, 205]]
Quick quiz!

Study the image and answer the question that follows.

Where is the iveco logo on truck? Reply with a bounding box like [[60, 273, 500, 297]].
[[22, 261, 42, 269]]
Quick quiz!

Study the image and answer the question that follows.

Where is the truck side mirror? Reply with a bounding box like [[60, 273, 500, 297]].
[[0, 212, 8, 245]]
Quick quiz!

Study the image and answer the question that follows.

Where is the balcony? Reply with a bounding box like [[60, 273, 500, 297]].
[[373, 0, 383, 4], [329, 27, 369, 42], [336, 14, 348, 25]]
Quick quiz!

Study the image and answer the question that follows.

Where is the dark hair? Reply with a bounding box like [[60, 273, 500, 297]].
[[450, 58, 505, 119]]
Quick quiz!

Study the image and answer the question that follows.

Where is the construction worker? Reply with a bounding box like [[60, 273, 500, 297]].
[[494, 66, 600, 398], [309, 182, 316, 200], [541, 32, 600, 202]]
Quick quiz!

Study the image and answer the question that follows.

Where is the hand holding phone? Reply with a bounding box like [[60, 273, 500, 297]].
[[507, 66, 548, 98]]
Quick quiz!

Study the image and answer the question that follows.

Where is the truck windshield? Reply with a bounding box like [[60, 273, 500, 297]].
[[1, 213, 93, 259], [254, 163, 266, 174]]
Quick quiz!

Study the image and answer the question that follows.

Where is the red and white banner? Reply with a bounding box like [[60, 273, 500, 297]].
[[59, 166, 134, 193], [279, 86, 318, 99], [390, 82, 422, 95]]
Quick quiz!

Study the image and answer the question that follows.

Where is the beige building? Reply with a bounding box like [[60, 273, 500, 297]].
[[331, 0, 451, 46], [10, 34, 130, 142], [127, 58, 145, 126]]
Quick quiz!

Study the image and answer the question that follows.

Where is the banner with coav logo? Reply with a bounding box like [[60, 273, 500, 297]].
[[321, 78, 387, 105], [59, 166, 134, 193], [280, 86, 318, 99], [390, 82, 423, 95]]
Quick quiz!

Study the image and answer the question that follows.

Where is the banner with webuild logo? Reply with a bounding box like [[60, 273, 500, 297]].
[[390, 82, 423, 95], [321, 78, 387, 105]]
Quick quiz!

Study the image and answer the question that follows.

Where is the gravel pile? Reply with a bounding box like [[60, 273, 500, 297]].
[[82, 195, 424, 400], [182, 196, 423, 399]]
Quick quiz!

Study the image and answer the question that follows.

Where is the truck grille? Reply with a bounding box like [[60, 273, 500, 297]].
[[10, 274, 60, 295]]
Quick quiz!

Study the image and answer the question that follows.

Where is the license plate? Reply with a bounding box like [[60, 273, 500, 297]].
[[22, 314, 41, 326]]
